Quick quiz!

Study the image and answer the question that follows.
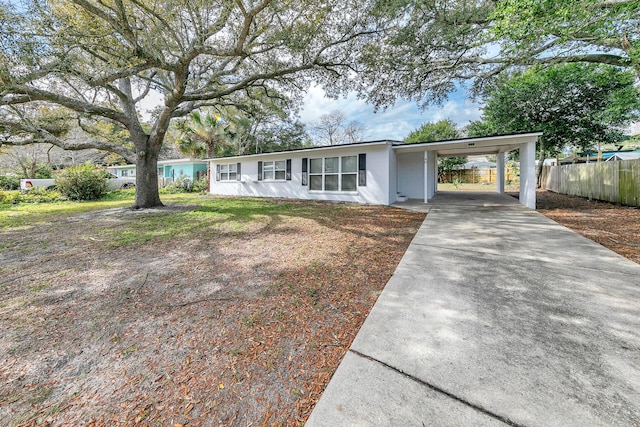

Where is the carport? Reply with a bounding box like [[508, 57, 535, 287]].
[[392, 132, 542, 209]]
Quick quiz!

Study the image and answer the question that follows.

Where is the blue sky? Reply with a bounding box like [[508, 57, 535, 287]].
[[299, 86, 483, 141]]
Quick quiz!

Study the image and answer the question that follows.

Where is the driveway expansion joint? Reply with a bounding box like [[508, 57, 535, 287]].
[[349, 349, 523, 427], [409, 241, 639, 276]]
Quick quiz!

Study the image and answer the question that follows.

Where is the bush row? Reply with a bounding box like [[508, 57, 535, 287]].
[[1, 173, 208, 206], [0, 188, 67, 204]]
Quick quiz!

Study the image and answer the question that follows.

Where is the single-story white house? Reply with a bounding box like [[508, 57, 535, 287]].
[[208, 132, 542, 209]]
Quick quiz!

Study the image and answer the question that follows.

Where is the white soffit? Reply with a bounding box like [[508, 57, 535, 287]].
[[393, 133, 542, 157]]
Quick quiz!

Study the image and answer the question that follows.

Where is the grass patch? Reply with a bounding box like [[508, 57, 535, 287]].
[[93, 197, 326, 247], [0, 192, 211, 231], [29, 282, 50, 294]]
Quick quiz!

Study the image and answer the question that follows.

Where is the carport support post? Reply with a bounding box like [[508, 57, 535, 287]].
[[519, 141, 536, 209], [424, 150, 437, 202], [497, 152, 505, 194]]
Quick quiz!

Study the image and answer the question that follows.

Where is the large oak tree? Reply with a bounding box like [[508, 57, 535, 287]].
[[0, 0, 379, 207], [358, 0, 640, 107]]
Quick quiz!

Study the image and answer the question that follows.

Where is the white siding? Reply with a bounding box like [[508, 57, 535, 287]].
[[210, 144, 391, 205]]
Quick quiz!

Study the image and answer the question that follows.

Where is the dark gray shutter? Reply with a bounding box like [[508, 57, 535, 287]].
[[286, 159, 292, 180], [216, 164, 221, 181], [358, 153, 366, 186], [257, 161, 263, 181], [301, 158, 308, 186], [237, 162, 241, 181]]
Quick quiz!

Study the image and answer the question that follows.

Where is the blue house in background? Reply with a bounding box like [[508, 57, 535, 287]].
[[107, 159, 208, 187], [158, 159, 208, 186]]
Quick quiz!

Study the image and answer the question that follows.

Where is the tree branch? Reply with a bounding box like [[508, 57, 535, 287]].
[[0, 119, 136, 162], [2, 85, 130, 126]]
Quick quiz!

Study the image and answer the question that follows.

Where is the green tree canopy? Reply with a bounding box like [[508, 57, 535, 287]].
[[252, 120, 311, 154], [405, 119, 466, 174], [469, 63, 640, 184], [0, 0, 379, 208], [405, 119, 460, 143], [357, 0, 640, 107]]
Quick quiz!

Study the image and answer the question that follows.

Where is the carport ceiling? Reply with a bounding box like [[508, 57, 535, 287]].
[[393, 132, 542, 157]]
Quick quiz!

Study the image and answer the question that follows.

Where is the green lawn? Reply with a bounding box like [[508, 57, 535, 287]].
[[0, 191, 207, 230]]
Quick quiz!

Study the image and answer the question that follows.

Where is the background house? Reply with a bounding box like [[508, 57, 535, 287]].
[[158, 159, 208, 187], [107, 159, 208, 187]]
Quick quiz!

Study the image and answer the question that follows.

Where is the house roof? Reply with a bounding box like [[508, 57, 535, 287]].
[[205, 140, 398, 162], [205, 132, 542, 162], [605, 152, 640, 161], [107, 158, 207, 168], [461, 161, 497, 169], [158, 158, 208, 166], [106, 164, 137, 169]]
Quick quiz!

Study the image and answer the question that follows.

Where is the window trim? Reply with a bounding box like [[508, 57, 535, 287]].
[[217, 162, 240, 182], [308, 155, 359, 192], [259, 159, 291, 182]]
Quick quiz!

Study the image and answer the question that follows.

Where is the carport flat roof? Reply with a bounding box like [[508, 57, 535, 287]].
[[393, 132, 542, 157]]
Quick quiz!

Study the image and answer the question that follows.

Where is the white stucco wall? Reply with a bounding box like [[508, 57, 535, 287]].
[[388, 147, 397, 204], [209, 143, 391, 205]]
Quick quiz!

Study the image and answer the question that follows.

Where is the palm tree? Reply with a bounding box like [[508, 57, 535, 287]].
[[177, 111, 233, 158]]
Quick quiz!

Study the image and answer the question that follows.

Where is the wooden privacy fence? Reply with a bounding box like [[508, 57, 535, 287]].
[[541, 159, 640, 207], [440, 168, 519, 184]]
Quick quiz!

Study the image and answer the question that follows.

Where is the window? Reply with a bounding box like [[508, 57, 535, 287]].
[[309, 155, 358, 192], [258, 159, 291, 181], [217, 163, 241, 181], [262, 160, 286, 180]]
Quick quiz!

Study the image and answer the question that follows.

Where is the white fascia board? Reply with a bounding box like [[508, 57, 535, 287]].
[[205, 141, 393, 163], [158, 158, 207, 165], [107, 164, 136, 169], [393, 132, 543, 154]]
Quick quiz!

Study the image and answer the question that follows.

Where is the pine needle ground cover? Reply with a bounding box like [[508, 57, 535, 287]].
[[0, 195, 424, 426]]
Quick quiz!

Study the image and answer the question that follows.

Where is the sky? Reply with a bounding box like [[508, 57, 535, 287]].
[[298, 86, 483, 141], [136, 84, 484, 142]]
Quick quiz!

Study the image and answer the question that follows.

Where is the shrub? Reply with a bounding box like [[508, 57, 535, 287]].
[[18, 187, 66, 203], [191, 177, 208, 193], [173, 175, 194, 192], [55, 164, 110, 200], [0, 175, 20, 191], [161, 176, 207, 193], [0, 188, 67, 205]]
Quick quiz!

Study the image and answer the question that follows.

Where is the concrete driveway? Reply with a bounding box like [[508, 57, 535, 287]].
[[307, 192, 640, 426]]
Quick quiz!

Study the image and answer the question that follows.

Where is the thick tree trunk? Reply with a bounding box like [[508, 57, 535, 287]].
[[133, 150, 163, 209]]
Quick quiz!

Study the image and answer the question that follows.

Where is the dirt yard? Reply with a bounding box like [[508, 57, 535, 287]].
[[0, 197, 424, 426], [1, 191, 638, 426], [535, 190, 640, 265]]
